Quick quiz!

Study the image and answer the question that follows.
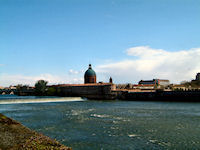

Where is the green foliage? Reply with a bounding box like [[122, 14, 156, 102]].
[[56, 88, 62, 96], [47, 87, 56, 96], [16, 84, 29, 91], [16, 84, 23, 90], [34, 80, 48, 96], [191, 80, 200, 87]]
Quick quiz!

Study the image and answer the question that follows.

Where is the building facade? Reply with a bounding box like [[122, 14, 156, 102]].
[[139, 79, 170, 87], [54, 83, 116, 99]]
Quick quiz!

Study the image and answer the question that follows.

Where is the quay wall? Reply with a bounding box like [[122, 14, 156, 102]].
[[56, 83, 116, 100], [121, 91, 200, 102]]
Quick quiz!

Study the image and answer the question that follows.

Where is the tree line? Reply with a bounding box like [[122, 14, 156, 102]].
[[16, 80, 58, 96]]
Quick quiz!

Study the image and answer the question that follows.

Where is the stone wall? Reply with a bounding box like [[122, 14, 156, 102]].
[[57, 83, 116, 100]]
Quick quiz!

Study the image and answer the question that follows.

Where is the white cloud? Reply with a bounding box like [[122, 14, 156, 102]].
[[1, 46, 200, 86], [69, 69, 79, 75], [96, 46, 200, 84], [68, 69, 83, 75], [0, 73, 83, 87]]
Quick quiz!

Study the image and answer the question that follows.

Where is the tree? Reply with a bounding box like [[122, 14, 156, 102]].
[[34, 80, 48, 96], [16, 84, 23, 91], [47, 87, 56, 96]]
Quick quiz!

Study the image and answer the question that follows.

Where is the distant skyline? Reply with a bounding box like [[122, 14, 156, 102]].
[[1, 0, 200, 86]]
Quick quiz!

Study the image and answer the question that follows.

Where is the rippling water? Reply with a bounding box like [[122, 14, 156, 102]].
[[1, 95, 200, 150]]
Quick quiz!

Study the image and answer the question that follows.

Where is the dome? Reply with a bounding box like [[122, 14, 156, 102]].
[[84, 64, 96, 77], [84, 64, 96, 84]]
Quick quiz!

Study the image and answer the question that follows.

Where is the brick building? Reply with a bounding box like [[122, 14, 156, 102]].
[[139, 79, 170, 87]]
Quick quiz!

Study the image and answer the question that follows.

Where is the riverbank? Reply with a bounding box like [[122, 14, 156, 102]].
[[0, 113, 71, 150], [119, 90, 200, 102]]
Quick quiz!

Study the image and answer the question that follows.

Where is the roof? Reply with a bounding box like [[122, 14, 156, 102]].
[[50, 83, 113, 87], [173, 84, 186, 87], [139, 80, 155, 82], [134, 84, 155, 87], [113, 89, 156, 92], [158, 79, 170, 82], [84, 64, 96, 77]]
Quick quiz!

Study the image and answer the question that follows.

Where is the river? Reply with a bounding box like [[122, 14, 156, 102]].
[[1, 95, 200, 150]]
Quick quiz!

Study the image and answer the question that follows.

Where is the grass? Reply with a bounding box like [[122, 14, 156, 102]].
[[0, 113, 72, 150]]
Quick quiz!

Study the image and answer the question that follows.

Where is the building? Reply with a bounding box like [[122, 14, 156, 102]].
[[84, 64, 96, 84], [55, 83, 116, 99], [172, 84, 187, 91], [139, 79, 157, 85], [50, 64, 116, 99], [109, 77, 113, 83], [158, 79, 170, 87], [139, 79, 170, 87], [133, 84, 155, 90], [196, 73, 200, 81]]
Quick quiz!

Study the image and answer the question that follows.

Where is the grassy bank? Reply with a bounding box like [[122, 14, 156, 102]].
[[0, 113, 71, 150]]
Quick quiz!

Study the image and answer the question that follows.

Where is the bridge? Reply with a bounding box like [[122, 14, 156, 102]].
[[0, 89, 17, 95]]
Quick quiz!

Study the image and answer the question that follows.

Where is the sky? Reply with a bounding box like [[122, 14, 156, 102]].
[[0, 0, 200, 86]]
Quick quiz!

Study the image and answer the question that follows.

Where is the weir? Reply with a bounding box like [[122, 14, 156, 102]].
[[0, 97, 83, 104]]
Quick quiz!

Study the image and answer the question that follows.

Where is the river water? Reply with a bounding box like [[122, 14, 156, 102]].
[[1, 95, 200, 150]]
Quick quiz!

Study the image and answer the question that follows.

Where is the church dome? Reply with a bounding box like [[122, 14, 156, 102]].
[[84, 64, 96, 77], [84, 64, 96, 84]]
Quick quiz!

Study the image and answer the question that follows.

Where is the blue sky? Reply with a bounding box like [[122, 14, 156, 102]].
[[1, 0, 200, 86]]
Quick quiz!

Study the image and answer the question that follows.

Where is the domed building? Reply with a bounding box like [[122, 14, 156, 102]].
[[84, 64, 96, 84]]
